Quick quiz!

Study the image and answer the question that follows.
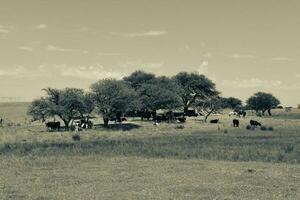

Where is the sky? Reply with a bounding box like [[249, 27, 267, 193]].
[[0, 0, 300, 106]]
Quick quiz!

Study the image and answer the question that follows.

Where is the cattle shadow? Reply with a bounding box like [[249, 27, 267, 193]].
[[94, 123, 142, 131]]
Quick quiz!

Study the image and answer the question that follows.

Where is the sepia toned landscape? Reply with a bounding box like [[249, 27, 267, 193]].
[[1, 0, 300, 199]]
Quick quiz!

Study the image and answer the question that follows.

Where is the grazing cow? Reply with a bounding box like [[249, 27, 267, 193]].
[[210, 119, 219, 123], [185, 109, 199, 117], [250, 120, 261, 127], [233, 119, 239, 127], [238, 110, 246, 118], [138, 110, 154, 121], [46, 121, 60, 131]]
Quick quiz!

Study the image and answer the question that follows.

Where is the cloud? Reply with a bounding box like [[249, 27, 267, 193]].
[[17, 46, 33, 52], [55, 64, 124, 80], [46, 45, 88, 54], [119, 60, 164, 70], [110, 30, 167, 37], [230, 53, 256, 59], [221, 78, 282, 89], [196, 61, 217, 82], [0, 25, 13, 34], [202, 52, 212, 58], [35, 24, 48, 29], [97, 52, 121, 56], [46, 45, 75, 52], [0, 66, 27, 77], [271, 57, 291, 61]]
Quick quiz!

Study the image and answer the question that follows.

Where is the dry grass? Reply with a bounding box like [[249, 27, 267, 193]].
[[1, 155, 299, 200], [0, 103, 300, 199]]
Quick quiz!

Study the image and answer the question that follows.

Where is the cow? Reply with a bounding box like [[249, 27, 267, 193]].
[[109, 117, 127, 123], [185, 109, 199, 117], [138, 110, 154, 121], [210, 119, 219, 123], [250, 120, 261, 127], [46, 121, 60, 131], [229, 111, 238, 117], [0, 118, 2, 127], [233, 119, 239, 127], [238, 110, 247, 118]]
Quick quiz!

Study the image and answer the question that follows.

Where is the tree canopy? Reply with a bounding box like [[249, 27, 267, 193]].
[[246, 92, 280, 116], [173, 72, 219, 113], [91, 79, 139, 126], [28, 88, 93, 129]]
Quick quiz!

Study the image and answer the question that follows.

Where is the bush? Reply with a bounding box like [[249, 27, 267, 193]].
[[268, 126, 274, 131], [223, 129, 228, 134], [246, 125, 251, 130], [72, 134, 81, 141], [260, 126, 267, 131]]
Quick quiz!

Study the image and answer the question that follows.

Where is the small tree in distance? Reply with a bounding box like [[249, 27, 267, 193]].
[[28, 88, 92, 129], [221, 97, 243, 109], [246, 92, 280, 116], [173, 72, 219, 114]]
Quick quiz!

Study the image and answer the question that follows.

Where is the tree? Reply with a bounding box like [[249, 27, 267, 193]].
[[173, 72, 219, 113], [28, 88, 91, 129], [195, 95, 223, 122], [91, 79, 139, 127], [246, 92, 280, 116], [28, 97, 51, 122], [220, 97, 243, 109], [137, 76, 183, 113], [123, 70, 156, 89]]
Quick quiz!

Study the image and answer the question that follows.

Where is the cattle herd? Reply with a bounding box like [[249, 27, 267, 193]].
[[0, 109, 263, 131]]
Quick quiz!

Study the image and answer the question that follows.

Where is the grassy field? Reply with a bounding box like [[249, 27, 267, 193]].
[[0, 103, 299, 199]]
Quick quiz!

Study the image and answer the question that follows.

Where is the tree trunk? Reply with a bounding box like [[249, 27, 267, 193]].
[[205, 109, 214, 122], [267, 109, 272, 116], [103, 117, 109, 127], [184, 106, 188, 114]]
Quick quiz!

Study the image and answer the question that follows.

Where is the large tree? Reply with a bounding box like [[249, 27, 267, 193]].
[[91, 79, 139, 127], [195, 95, 223, 122], [220, 97, 243, 109], [173, 72, 219, 113], [123, 70, 156, 90], [246, 92, 280, 116], [137, 76, 183, 113], [28, 88, 92, 129]]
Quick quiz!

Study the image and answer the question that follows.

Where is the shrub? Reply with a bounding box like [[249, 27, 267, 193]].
[[246, 125, 251, 130], [72, 134, 81, 141], [268, 126, 274, 131], [223, 129, 228, 134], [260, 126, 267, 131]]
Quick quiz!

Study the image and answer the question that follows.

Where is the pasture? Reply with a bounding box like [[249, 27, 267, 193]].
[[0, 102, 300, 199]]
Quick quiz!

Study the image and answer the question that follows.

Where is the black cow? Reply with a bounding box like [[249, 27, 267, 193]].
[[138, 110, 154, 121], [46, 121, 60, 131], [250, 120, 261, 127], [185, 109, 199, 117], [110, 117, 127, 123], [233, 119, 239, 127], [210, 119, 219, 123]]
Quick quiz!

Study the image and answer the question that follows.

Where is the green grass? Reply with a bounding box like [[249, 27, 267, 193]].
[[0, 102, 300, 199], [1, 155, 299, 200]]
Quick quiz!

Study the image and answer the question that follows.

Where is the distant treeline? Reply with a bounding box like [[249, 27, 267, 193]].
[[28, 71, 280, 128]]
